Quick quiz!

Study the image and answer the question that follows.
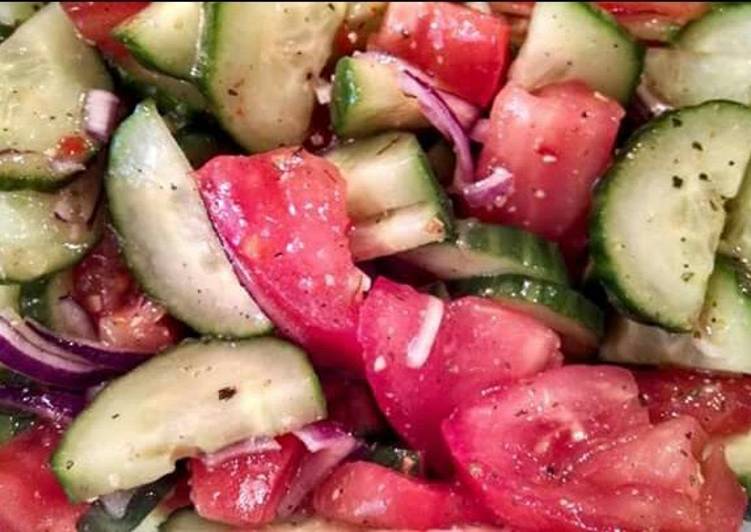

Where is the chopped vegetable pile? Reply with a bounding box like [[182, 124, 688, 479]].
[[2, 2, 751, 531]]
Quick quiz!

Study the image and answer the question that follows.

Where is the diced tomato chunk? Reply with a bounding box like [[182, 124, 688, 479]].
[[369, 2, 510, 106], [189, 435, 306, 527], [635, 368, 751, 437], [62, 2, 148, 59], [0, 425, 89, 532], [313, 461, 488, 529], [469, 82, 623, 249], [359, 278, 561, 466], [196, 150, 367, 373], [72, 229, 182, 352], [442, 365, 744, 531]]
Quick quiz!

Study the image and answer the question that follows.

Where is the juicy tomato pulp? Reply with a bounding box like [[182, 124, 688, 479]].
[[61, 2, 148, 59], [72, 229, 181, 351], [358, 278, 561, 466], [369, 2, 510, 107], [0, 425, 89, 532], [470, 82, 623, 254], [196, 149, 367, 374], [313, 461, 488, 529], [443, 365, 745, 531], [636, 367, 751, 437], [189, 435, 306, 527]]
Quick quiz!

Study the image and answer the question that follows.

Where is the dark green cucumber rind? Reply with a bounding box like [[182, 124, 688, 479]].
[[0, 24, 11, 42], [19, 276, 53, 326], [0, 156, 91, 193], [416, 143, 454, 239], [450, 275, 604, 339], [461, 223, 567, 283], [174, 128, 226, 169], [589, 101, 751, 332], [368, 445, 423, 477], [193, 2, 219, 100], [330, 56, 360, 137], [587, 2, 645, 104], [113, 30, 170, 80], [77, 473, 177, 532]]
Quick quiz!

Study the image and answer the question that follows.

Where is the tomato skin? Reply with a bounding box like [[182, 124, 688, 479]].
[[62, 2, 148, 59], [313, 461, 488, 529], [72, 229, 182, 352], [443, 365, 744, 531], [196, 150, 367, 374], [0, 425, 89, 532], [635, 368, 751, 437], [470, 82, 623, 246], [359, 278, 561, 466], [369, 2, 510, 107], [189, 435, 306, 527]]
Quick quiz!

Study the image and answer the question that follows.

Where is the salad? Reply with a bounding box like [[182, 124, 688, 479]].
[[1, 1, 751, 531]]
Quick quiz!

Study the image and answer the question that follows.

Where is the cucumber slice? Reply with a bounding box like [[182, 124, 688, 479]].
[[52, 338, 325, 501], [0, 2, 43, 26], [399, 219, 568, 284], [19, 270, 77, 331], [508, 2, 643, 104], [644, 49, 751, 107], [590, 102, 751, 331], [722, 165, 751, 265], [113, 55, 207, 120], [676, 3, 751, 55], [107, 100, 271, 338], [114, 2, 200, 80], [331, 55, 427, 138], [197, 2, 345, 152], [77, 473, 177, 532], [601, 257, 751, 374], [0, 284, 19, 313], [723, 431, 751, 482], [161, 509, 231, 532], [0, 165, 104, 283], [0, 3, 112, 190], [451, 275, 604, 357], [349, 202, 452, 262], [324, 132, 450, 222]]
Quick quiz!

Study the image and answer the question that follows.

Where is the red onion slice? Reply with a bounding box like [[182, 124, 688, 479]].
[[470, 118, 490, 143], [84, 89, 121, 143], [461, 166, 514, 210], [398, 70, 475, 193], [357, 52, 481, 130], [0, 312, 115, 389], [200, 436, 282, 468], [280, 422, 361, 517], [0, 384, 85, 423], [25, 319, 152, 372]]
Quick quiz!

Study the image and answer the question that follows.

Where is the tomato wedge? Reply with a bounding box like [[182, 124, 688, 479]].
[[189, 435, 306, 527], [358, 278, 561, 466], [369, 2, 510, 107], [443, 365, 745, 531], [470, 82, 623, 248], [0, 425, 89, 532], [196, 150, 368, 373], [72, 229, 182, 352], [635, 368, 751, 437], [61, 2, 148, 59], [312, 461, 488, 529]]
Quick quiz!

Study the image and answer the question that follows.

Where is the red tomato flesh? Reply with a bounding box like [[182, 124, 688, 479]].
[[196, 149, 367, 374], [443, 365, 745, 531], [313, 461, 488, 529], [470, 82, 623, 245], [369, 2, 510, 107], [635, 367, 751, 437], [189, 435, 306, 527], [0, 425, 89, 532], [62, 2, 148, 59], [72, 229, 182, 352], [358, 277, 561, 466]]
